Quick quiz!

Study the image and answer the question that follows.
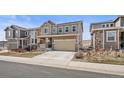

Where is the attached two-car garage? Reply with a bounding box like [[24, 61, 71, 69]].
[[53, 39, 76, 51]]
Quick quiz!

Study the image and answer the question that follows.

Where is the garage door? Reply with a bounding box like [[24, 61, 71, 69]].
[[54, 39, 76, 51]]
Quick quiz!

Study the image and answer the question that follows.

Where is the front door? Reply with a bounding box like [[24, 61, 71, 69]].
[[46, 38, 53, 50]]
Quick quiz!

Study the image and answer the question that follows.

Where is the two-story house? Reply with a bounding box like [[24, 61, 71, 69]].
[[90, 16, 124, 50], [37, 20, 83, 51], [4, 25, 38, 50]]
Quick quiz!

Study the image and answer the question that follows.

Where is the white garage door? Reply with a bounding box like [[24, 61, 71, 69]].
[[54, 39, 76, 51]]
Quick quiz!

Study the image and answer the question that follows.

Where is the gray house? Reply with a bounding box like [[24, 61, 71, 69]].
[[90, 16, 124, 50], [4, 25, 38, 50], [0, 41, 7, 50]]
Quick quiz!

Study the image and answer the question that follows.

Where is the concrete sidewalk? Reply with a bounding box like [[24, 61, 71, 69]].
[[0, 54, 124, 76]]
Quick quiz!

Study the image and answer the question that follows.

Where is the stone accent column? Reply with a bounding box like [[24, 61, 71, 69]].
[[93, 33, 95, 49], [17, 39, 18, 49], [118, 29, 120, 49], [103, 30, 105, 49]]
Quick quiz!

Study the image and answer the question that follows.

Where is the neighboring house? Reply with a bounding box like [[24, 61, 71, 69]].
[[4, 25, 38, 50], [0, 41, 7, 50], [90, 16, 124, 50], [82, 40, 91, 48], [37, 20, 83, 51]]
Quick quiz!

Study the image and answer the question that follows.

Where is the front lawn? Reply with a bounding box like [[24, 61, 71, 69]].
[[74, 51, 124, 65], [0, 51, 44, 58]]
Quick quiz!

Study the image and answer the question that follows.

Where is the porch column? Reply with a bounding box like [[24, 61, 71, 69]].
[[22, 39, 23, 49], [45, 38, 49, 48], [103, 30, 105, 49], [117, 29, 120, 49], [93, 33, 95, 49], [17, 39, 18, 49]]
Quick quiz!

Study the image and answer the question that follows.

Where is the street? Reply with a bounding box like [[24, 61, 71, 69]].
[[0, 60, 123, 78]]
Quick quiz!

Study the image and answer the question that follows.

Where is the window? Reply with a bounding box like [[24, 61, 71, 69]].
[[32, 39, 34, 43], [102, 24, 105, 28], [110, 24, 114, 27], [106, 24, 109, 27], [44, 28, 48, 34], [52, 27, 57, 33], [65, 26, 69, 32], [58, 28, 63, 33], [25, 31, 28, 36], [72, 26, 77, 32], [106, 31, 116, 42], [16, 31, 18, 34]]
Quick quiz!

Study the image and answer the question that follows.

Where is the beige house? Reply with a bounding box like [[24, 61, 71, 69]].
[[37, 20, 83, 51], [90, 16, 124, 50]]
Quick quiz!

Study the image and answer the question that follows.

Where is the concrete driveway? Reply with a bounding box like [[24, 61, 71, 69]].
[[32, 51, 76, 66]]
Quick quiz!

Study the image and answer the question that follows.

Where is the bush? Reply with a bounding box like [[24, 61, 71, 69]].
[[75, 52, 83, 59]]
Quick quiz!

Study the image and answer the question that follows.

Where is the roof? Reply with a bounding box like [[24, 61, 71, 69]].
[[57, 21, 82, 25], [25, 27, 40, 31], [4, 25, 27, 31], [90, 20, 113, 25], [91, 16, 124, 25], [4, 25, 39, 31], [90, 16, 124, 32], [114, 15, 124, 22], [42, 20, 56, 26], [10, 25, 27, 30]]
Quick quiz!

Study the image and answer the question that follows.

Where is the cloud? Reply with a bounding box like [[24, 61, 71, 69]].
[[0, 15, 36, 41]]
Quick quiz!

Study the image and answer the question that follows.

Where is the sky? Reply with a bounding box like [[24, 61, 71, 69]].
[[0, 15, 117, 41]]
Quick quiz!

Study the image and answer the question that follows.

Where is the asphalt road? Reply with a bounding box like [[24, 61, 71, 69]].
[[0, 60, 123, 78]]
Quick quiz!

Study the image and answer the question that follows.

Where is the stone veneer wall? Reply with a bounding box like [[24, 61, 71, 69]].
[[95, 30, 103, 49]]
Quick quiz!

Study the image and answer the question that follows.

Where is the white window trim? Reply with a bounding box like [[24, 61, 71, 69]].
[[44, 28, 49, 34], [58, 27, 63, 33], [52, 27, 57, 33], [64, 26, 70, 33], [8, 31, 11, 37], [106, 31, 116, 42]]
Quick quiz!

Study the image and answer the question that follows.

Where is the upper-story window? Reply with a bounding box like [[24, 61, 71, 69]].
[[64, 26, 69, 33], [58, 28, 63, 33], [25, 31, 28, 36], [15, 31, 18, 37], [52, 27, 57, 33], [106, 31, 116, 42], [110, 24, 114, 27], [106, 24, 109, 27], [102, 24, 105, 28], [32, 38, 34, 43], [72, 25, 77, 32], [44, 28, 49, 34]]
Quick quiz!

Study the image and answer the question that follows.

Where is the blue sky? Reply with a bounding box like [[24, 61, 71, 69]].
[[0, 15, 117, 41]]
